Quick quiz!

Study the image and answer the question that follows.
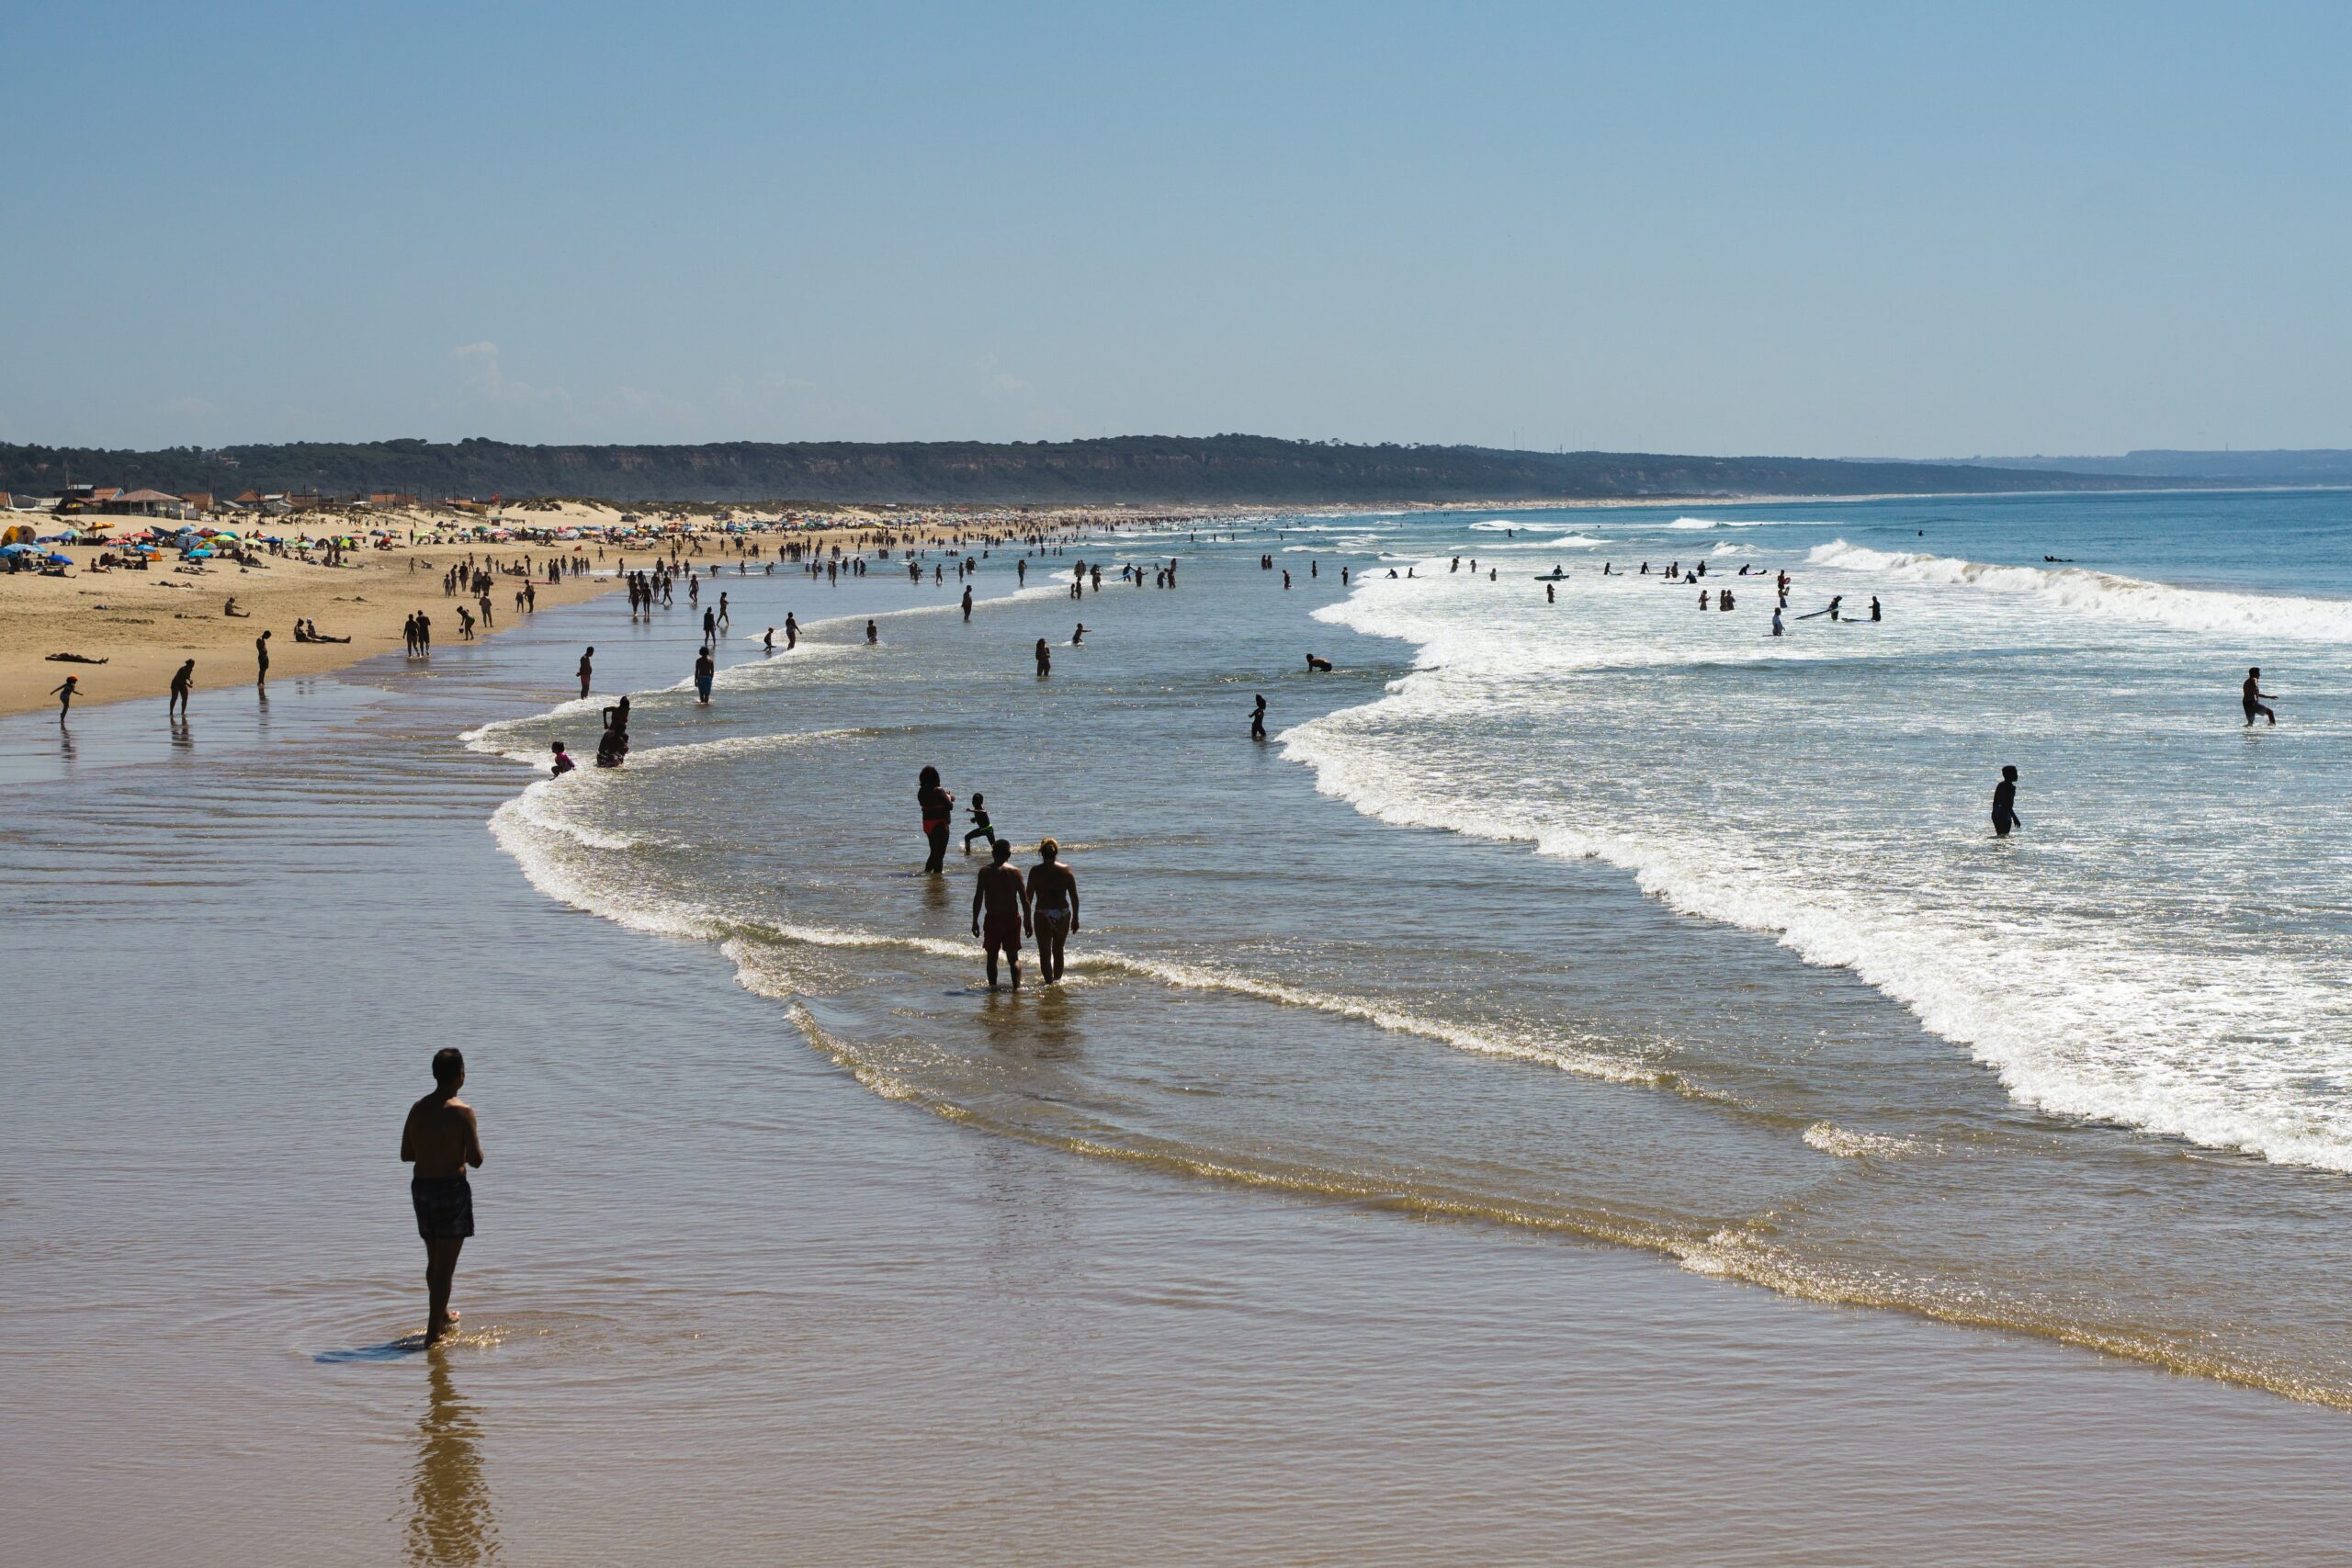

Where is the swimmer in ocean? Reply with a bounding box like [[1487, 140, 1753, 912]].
[[963, 792, 998, 853], [1992, 765, 2021, 837], [2244, 667, 2278, 727]]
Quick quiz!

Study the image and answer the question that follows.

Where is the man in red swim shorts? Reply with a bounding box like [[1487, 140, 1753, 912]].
[[970, 836, 1027, 991]]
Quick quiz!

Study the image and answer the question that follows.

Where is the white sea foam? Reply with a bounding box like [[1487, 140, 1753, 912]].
[[1806, 539, 2352, 642], [1294, 559, 2352, 1174]]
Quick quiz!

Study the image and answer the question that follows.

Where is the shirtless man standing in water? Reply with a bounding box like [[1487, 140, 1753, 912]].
[[401, 1047, 484, 1346], [1025, 838, 1080, 984], [2244, 666, 2278, 727], [971, 838, 1026, 990]]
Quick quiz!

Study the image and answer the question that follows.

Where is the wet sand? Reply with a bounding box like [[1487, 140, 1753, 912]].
[[6, 574, 2352, 1565]]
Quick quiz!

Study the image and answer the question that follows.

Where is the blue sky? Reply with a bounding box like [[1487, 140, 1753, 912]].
[[4, 1, 2346, 455]]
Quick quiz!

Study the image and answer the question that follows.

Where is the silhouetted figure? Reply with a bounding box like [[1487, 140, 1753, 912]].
[[1250, 694, 1267, 740], [2244, 667, 2278, 727], [1026, 838, 1079, 984], [919, 765, 955, 874], [971, 838, 1025, 991], [1992, 765, 2021, 838], [401, 1047, 484, 1346]]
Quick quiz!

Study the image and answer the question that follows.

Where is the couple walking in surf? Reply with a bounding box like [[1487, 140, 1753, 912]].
[[920, 765, 1080, 989]]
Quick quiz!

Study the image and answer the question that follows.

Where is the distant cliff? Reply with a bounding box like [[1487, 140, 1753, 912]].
[[0, 434, 2198, 506]]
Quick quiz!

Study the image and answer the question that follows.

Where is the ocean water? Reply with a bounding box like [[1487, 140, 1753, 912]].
[[16, 498, 2352, 1562], [465, 490, 2352, 1405]]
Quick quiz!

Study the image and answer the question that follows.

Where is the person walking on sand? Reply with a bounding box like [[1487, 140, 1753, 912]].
[[1991, 765, 2021, 838], [401, 1047, 484, 1347], [254, 629, 270, 689], [577, 647, 594, 699], [168, 659, 195, 718], [919, 765, 955, 874], [2244, 667, 2278, 727], [1025, 838, 1080, 984], [972, 837, 1027, 992], [50, 674, 78, 720], [1250, 694, 1267, 740]]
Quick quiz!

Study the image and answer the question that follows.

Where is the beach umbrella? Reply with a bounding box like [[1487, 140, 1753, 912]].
[[45, 552, 73, 565]]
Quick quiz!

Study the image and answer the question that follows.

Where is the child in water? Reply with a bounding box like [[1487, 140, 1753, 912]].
[[964, 793, 998, 853], [550, 740, 576, 776]]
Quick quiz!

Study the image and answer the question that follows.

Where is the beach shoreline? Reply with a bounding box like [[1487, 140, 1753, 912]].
[[0, 501, 1203, 717], [9, 524, 2352, 1564]]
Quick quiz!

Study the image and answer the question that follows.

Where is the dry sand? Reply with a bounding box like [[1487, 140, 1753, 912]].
[[0, 499, 1157, 716]]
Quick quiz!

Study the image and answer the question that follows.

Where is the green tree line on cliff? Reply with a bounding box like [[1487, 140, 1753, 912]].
[[0, 434, 2188, 505]]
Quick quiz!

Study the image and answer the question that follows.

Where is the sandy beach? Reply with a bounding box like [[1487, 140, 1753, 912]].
[[0, 500, 1193, 717]]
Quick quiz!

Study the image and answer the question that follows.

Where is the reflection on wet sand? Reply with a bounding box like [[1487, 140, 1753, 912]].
[[407, 1351, 496, 1567]]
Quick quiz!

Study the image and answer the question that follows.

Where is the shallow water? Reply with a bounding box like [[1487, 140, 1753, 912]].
[[10, 506, 2352, 1562], [476, 498, 2352, 1404]]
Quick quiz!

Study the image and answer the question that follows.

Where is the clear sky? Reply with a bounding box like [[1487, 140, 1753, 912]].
[[5, 1, 2346, 457]]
